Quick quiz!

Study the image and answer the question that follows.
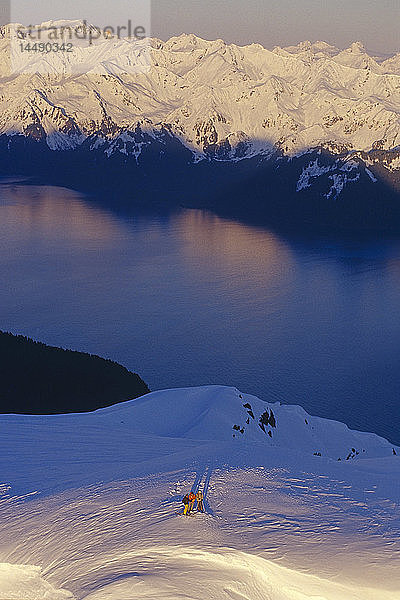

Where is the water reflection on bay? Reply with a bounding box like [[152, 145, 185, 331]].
[[1, 183, 400, 444]]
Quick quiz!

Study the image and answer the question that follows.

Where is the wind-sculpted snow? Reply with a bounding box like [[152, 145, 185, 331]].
[[0, 564, 72, 599], [0, 466, 399, 599], [0, 386, 399, 599]]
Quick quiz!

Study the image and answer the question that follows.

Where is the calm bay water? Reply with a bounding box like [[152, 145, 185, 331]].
[[1, 181, 400, 444]]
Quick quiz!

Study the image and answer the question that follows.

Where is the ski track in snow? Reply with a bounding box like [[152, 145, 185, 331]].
[[0, 386, 399, 599]]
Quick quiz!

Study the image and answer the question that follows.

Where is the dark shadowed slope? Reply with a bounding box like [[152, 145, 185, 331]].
[[0, 331, 150, 414]]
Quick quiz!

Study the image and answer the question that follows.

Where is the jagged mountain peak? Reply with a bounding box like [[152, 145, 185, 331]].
[[347, 41, 367, 53], [0, 25, 399, 201], [163, 32, 219, 51], [278, 40, 340, 57], [381, 52, 400, 74]]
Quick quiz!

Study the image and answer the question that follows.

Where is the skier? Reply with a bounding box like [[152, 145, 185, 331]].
[[182, 493, 190, 516], [196, 489, 204, 512], [188, 491, 196, 513]]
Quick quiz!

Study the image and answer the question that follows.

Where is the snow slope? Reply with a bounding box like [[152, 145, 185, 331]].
[[0, 386, 399, 599]]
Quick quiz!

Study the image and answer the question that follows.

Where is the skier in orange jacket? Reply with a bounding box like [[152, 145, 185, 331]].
[[188, 491, 196, 513]]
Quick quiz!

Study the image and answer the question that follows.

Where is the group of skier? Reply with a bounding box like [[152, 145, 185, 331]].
[[182, 490, 204, 515]]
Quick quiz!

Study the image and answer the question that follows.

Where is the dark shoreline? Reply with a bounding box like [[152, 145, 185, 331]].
[[0, 331, 150, 414]]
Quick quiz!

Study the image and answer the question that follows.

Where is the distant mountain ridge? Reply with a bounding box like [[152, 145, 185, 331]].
[[1, 24, 400, 228]]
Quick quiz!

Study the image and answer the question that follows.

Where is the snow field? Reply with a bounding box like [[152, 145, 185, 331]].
[[0, 386, 399, 599]]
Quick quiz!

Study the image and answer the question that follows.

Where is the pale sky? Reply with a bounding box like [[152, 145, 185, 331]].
[[151, 0, 399, 55], [2, 0, 399, 55]]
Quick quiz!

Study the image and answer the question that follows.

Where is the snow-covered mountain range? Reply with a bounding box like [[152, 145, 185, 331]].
[[1, 386, 399, 599], [1, 23, 400, 225]]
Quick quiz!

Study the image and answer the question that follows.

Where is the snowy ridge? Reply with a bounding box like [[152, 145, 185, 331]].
[[0, 386, 399, 599], [0, 386, 397, 495], [0, 25, 399, 167], [1, 25, 400, 204], [91, 386, 398, 459]]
